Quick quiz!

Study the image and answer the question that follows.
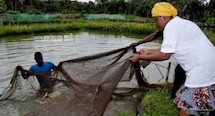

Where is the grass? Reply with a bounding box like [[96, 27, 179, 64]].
[[119, 85, 178, 116], [120, 85, 178, 116], [0, 19, 155, 37], [1, 19, 214, 45], [141, 87, 178, 116], [205, 30, 215, 44]]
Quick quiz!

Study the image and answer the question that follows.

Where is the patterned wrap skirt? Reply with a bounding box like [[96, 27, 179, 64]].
[[174, 84, 215, 115]]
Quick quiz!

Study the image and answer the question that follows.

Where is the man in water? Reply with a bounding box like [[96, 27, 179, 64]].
[[16, 52, 57, 96]]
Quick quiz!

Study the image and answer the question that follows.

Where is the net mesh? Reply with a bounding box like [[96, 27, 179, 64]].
[[0, 31, 161, 116], [4, 13, 61, 21], [82, 14, 126, 20]]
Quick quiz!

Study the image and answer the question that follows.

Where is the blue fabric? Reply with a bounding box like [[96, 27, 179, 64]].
[[174, 84, 215, 115], [30, 62, 56, 88]]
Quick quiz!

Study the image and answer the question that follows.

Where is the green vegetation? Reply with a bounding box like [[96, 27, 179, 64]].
[[141, 88, 178, 115], [205, 17, 215, 26], [1, 18, 214, 45], [2, 0, 215, 23], [118, 85, 178, 116], [205, 30, 215, 44], [0, 19, 155, 37]]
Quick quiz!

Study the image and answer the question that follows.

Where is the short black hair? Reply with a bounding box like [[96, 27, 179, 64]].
[[34, 52, 42, 58]]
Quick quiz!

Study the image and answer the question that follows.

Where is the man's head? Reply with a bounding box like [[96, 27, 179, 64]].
[[151, 2, 178, 31], [34, 52, 43, 66]]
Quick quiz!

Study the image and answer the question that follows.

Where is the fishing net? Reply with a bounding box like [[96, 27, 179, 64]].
[[82, 13, 126, 20], [0, 31, 161, 116], [3, 13, 61, 21]]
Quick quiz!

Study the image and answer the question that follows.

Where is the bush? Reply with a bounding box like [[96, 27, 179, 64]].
[[141, 88, 178, 115], [205, 17, 215, 26]]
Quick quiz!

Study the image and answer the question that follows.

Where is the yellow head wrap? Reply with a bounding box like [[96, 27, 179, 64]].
[[151, 2, 178, 17]]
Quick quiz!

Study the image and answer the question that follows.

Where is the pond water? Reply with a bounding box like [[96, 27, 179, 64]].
[[0, 31, 176, 115]]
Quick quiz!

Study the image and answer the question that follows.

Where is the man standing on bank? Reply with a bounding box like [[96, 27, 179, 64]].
[[16, 52, 57, 95], [129, 2, 215, 116]]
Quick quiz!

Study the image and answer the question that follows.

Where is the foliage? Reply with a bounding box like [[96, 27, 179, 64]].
[[140, 87, 178, 116], [119, 86, 179, 116], [126, 15, 153, 23], [0, 0, 5, 13], [61, 13, 82, 19], [0, 19, 155, 37], [119, 112, 136, 116], [208, 0, 215, 17], [205, 30, 215, 44], [205, 17, 215, 26], [5, 10, 21, 14], [2, 0, 215, 22], [25, 6, 41, 14], [0, 17, 214, 44]]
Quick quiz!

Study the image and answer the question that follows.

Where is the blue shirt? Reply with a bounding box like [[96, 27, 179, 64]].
[[30, 62, 56, 88]]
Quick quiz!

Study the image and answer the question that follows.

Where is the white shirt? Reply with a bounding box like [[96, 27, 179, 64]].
[[161, 16, 215, 88]]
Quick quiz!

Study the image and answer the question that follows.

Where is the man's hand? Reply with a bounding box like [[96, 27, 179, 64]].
[[129, 53, 141, 63], [139, 48, 150, 55], [130, 48, 150, 63], [16, 66, 32, 79]]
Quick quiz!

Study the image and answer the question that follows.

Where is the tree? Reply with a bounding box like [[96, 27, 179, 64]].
[[4, 0, 24, 12], [208, 0, 215, 16], [0, 0, 6, 12]]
